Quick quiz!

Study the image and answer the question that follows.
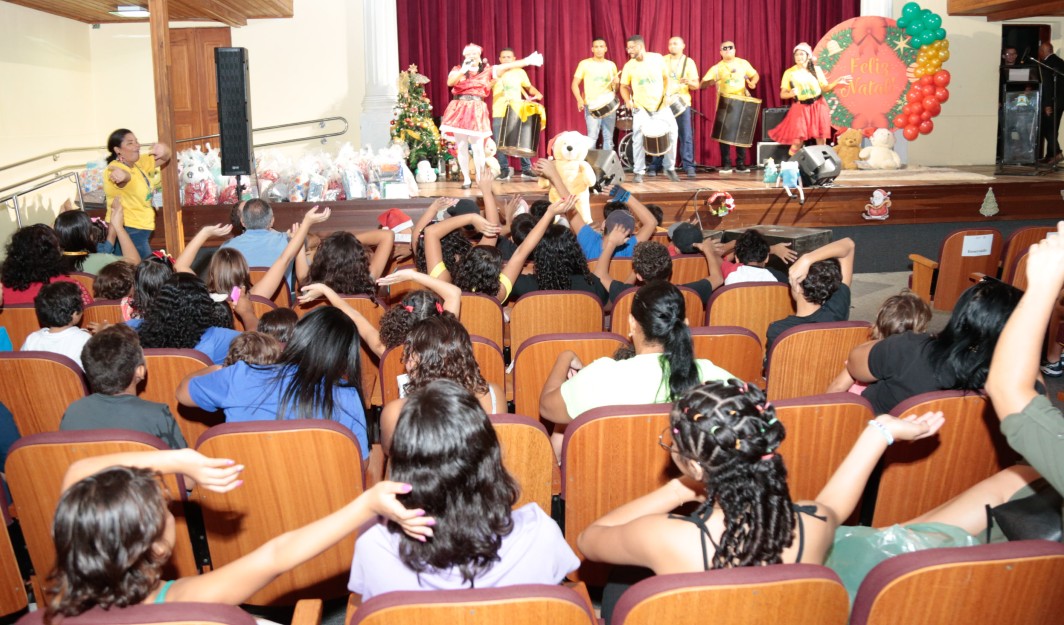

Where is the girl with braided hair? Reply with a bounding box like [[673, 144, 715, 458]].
[[579, 379, 945, 578]]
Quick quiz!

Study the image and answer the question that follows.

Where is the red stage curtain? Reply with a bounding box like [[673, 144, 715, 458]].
[[397, 0, 860, 166]]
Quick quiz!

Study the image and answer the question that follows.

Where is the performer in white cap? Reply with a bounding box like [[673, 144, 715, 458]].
[[768, 42, 851, 158], [440, 43, 543, 189]]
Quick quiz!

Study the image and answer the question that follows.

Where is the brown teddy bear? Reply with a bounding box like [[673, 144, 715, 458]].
[[835, 128, 863, 170]]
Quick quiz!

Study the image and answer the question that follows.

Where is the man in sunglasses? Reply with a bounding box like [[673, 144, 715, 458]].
[[700, 41, 760, 173]]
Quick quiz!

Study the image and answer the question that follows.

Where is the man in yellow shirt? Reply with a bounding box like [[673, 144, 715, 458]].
[[620, 35, 679, 183], [492, 48, 543, 180], [572, 38, 619, 152], [700, 41, 760, 173], [651, 36, 699, 179]]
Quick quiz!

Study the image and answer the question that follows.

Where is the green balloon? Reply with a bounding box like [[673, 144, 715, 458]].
[[902, 2, 920, 17], [897, 16, 910, 28], [926, 14, 942, 29], [935, 28, 946, 41]]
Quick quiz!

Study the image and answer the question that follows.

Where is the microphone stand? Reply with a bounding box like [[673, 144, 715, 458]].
[[1029, 56, 1064, 169]]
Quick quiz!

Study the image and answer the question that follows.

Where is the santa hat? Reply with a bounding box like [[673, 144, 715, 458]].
[[793, 43, 815, 60], [378, 208, 413, 233]]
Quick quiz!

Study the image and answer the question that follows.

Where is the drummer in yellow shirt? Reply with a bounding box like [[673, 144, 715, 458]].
[[572, 38, 620, 152], [492, 48, 543, 181], [619, 35, 679, 183], [700, 41, 760, 173], [651, 37, 700, 179]]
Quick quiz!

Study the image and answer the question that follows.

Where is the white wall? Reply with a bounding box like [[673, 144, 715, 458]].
[[902, 0, 1064, 165]]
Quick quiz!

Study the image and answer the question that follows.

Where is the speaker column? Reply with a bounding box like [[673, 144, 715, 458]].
[[215, 47, 253, 176]]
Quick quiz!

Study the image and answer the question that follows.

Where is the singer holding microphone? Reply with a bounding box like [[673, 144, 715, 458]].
[[769, 43, 851, 158], [440, 44, 543, 189]]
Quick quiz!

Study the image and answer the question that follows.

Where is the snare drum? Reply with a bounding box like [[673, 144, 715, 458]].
[[642, 118, 672, 156], [712, 93, 762, 148], [667, 94, 688, 117], [616, 104, 634, 130], [587, 93, 620, 119], [498, 101, 545, 158]]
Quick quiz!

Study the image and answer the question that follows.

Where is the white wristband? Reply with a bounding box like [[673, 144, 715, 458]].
[[868, 419, 894, 445]]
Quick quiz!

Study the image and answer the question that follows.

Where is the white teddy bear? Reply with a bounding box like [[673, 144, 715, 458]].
[[857, 128, 902, 170], [538, 131, 597, 223]]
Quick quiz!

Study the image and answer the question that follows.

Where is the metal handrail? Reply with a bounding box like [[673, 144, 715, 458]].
[[0, 147, 103, 175], [1, 172, 84, 229]]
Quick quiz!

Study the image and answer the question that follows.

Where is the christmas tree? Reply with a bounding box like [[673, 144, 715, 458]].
[[980, 187, 999, 217], [392, 65, 452, 171]]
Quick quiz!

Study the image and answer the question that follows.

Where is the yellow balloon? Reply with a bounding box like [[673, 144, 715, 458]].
[[939, 49, 950, 61], [941, 39, 949, 49], [914, 66, 926, 77]]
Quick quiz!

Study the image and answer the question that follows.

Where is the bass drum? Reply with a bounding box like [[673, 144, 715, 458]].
[[618, 134, 634, 170]]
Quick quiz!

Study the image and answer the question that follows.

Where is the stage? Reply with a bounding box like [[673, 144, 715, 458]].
[[158, 164, 1064, 273]]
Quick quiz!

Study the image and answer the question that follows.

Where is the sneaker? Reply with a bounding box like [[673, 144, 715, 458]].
[[646, 170, 659, 177], [633, 174, 644, 183], [520, 171, 537, 180], [719, 167, 733, 174], [497, 171, 511, 181], [1041, 358, 1064, 377], [736, 164, 750, 173], [686, 170, 697, 179], [665, 169, 680, 182]]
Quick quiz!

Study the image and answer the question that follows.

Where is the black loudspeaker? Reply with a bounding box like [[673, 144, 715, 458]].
[[795, 145, 842, 186], [215, 47, 253, 176], [762, 107, 789, 141], [757, 142, 791, 166], [586, 149, 626, 187]]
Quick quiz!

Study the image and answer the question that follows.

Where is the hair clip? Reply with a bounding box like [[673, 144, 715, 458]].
[[734, 439, 742, 450], [403, 305, 414, 312], [691, 412, 705, 421], [766, 417, 778, 426], [672, 427, 679, 434], [728, 409, 737, 416], [90, 216, 106, 225], [710, 425, 721, 435], [761, 452, 775, 461], [435, 301, 444, 314]]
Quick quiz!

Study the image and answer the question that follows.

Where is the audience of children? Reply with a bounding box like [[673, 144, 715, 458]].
[[21, 281, 92, 370], [60, 324, 186, 448], [1, 224, 92, 306], [54, 204, 140, 275]]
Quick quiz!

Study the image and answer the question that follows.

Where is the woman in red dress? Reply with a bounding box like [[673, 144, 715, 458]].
[[440, 44, 542, 188], [768, 43, 852, 158]]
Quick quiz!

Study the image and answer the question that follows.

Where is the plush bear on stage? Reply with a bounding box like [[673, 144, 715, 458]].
[[471, 139, 502, 181], [539, 131, 596, 223], [858, 128, 902, 170], [836, 128, 863, 170]]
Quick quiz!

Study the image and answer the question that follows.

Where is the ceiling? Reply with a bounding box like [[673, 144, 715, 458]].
[[947, 0, 1064, 21], [2, 0, 293, 27]]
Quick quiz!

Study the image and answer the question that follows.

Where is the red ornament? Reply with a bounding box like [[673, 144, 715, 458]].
[[919, 119, 934, 134], [903, 125, 920, 141], [934, 70, 951, 87]]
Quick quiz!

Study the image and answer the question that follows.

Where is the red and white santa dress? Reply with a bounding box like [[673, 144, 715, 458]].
[[439, 66, 494, 139]]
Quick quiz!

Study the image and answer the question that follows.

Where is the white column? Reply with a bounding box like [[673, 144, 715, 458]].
[[860, 0, 893, 17], [360, 0, 399, 153]]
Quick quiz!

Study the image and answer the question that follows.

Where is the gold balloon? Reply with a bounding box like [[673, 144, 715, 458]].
[[939, 49, 950, 61]]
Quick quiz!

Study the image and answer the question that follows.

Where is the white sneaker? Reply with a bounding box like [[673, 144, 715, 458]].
[[719, 167, 733, 174]]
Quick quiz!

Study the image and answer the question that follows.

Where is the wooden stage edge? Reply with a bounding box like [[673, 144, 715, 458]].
[[164, 165, 1064, 247]]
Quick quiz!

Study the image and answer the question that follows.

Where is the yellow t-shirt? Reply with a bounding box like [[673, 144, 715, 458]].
[[621, 52, 668, 112], [104, 153, 158, 231], [702, 58, 758, 97], [665, 55, 699, 106], [573, 58, 618, 105], [492, 68, 532, 118], [780, 66, 828, 101]]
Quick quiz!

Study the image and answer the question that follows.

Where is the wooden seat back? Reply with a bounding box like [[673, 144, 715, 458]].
[[15, 603, 259, 625], [561, 404, 673, 584], [81, 299, 125, 327], [234, 294, 279, 331], [142, 349, 224, 448], [0, 352, 87, 436], [909, 228, 1003, 312], [509, 291, 603, 356], [459, 292, 504, 348], [292, 295, 385, 405], [670, 254, 710, 284], [511, 332, 629, 418], [871, 391, 1020, 527], [378, 265, 420, 306], [0, 501, 27, 618], [349, 584, 597, 625], [765, 321, 872, 400], [611, 286, 704, 339], [378, 338, 505, 408], [490, 415, 554, 514], [690, 326, 763, 383], [850, 541, 1064, 625], [5, 431, 199, 600], [0, 304, 42, 349], [612, 565, 849, 625], [1001, 226, 1055, 284], [67, 271, 97, 294], [705, 283, 795, 351], [248, 267, 292, 308], [194, 421, 365, 605]]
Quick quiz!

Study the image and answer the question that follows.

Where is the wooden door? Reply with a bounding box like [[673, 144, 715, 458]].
[[170, 27, 231, 142]]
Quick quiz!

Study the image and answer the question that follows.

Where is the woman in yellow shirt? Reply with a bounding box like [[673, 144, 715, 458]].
[[104, 129, 171, 259], [768, 43, 851, 157]]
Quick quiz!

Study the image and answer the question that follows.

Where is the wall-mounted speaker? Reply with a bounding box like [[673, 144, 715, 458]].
[[215, 47, 253, 176]]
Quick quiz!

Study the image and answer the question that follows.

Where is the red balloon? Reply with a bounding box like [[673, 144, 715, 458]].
[[903, 104, 914, 115], [903, 125, 920, 141], [906, 89, 923, 103], [921, 84, 937, 97], [919, 119, 934, 134], [934, 70, 951, 87], [919, 75, 934, 86], [922, 96, 939, 111], [908, 113, 921, 126], [920, 111, 932, 121], [909, 102, 924, 115], [925, 100, 942, 116], [935, 87, 950, 102], [893, 114, 907, 128]]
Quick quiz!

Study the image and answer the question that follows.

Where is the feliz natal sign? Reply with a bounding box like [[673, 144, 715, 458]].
[[814, 16, 919, 131]]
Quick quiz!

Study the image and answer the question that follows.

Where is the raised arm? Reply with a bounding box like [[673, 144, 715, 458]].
[[626, 193, 658, 244], [476, 167, 500, 248], [377, 268, 462, 316], [789, 237, 855, 286], [593, 224, 632, 293], [987, 222, 1064, 418], [175, 224, 233, 275], [500, 197, 577, 301], [250, 205, 331, 299], [151, 142, 172, 168], [412, 197, 457, 257], [424, 213, 500, 283], [298, 283, 386, 357], [692, 240, 725, 290], [62, 448, 242, 493], [814, 412, 944, 525], [356, 229, 395, 281], [539, 350, 583, 424], [108, 198, 142, 264]]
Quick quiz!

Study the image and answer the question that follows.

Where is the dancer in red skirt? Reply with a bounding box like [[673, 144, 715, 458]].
[[769, 43, 852, 158], [441, 44, 543, 188]]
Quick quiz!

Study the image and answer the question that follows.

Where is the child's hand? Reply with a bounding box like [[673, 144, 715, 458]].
[[771, 242, 797, 264], [298, 283, 333, 304], [1025, 222, 1064, 295], [377, 269, 420, 286], [200, 223, 233, 239], [180, 449, 244, 493], [365, 481, 436, 542]]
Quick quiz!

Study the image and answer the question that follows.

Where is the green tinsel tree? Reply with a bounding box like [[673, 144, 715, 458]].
[[391, 65, 452, 170]]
